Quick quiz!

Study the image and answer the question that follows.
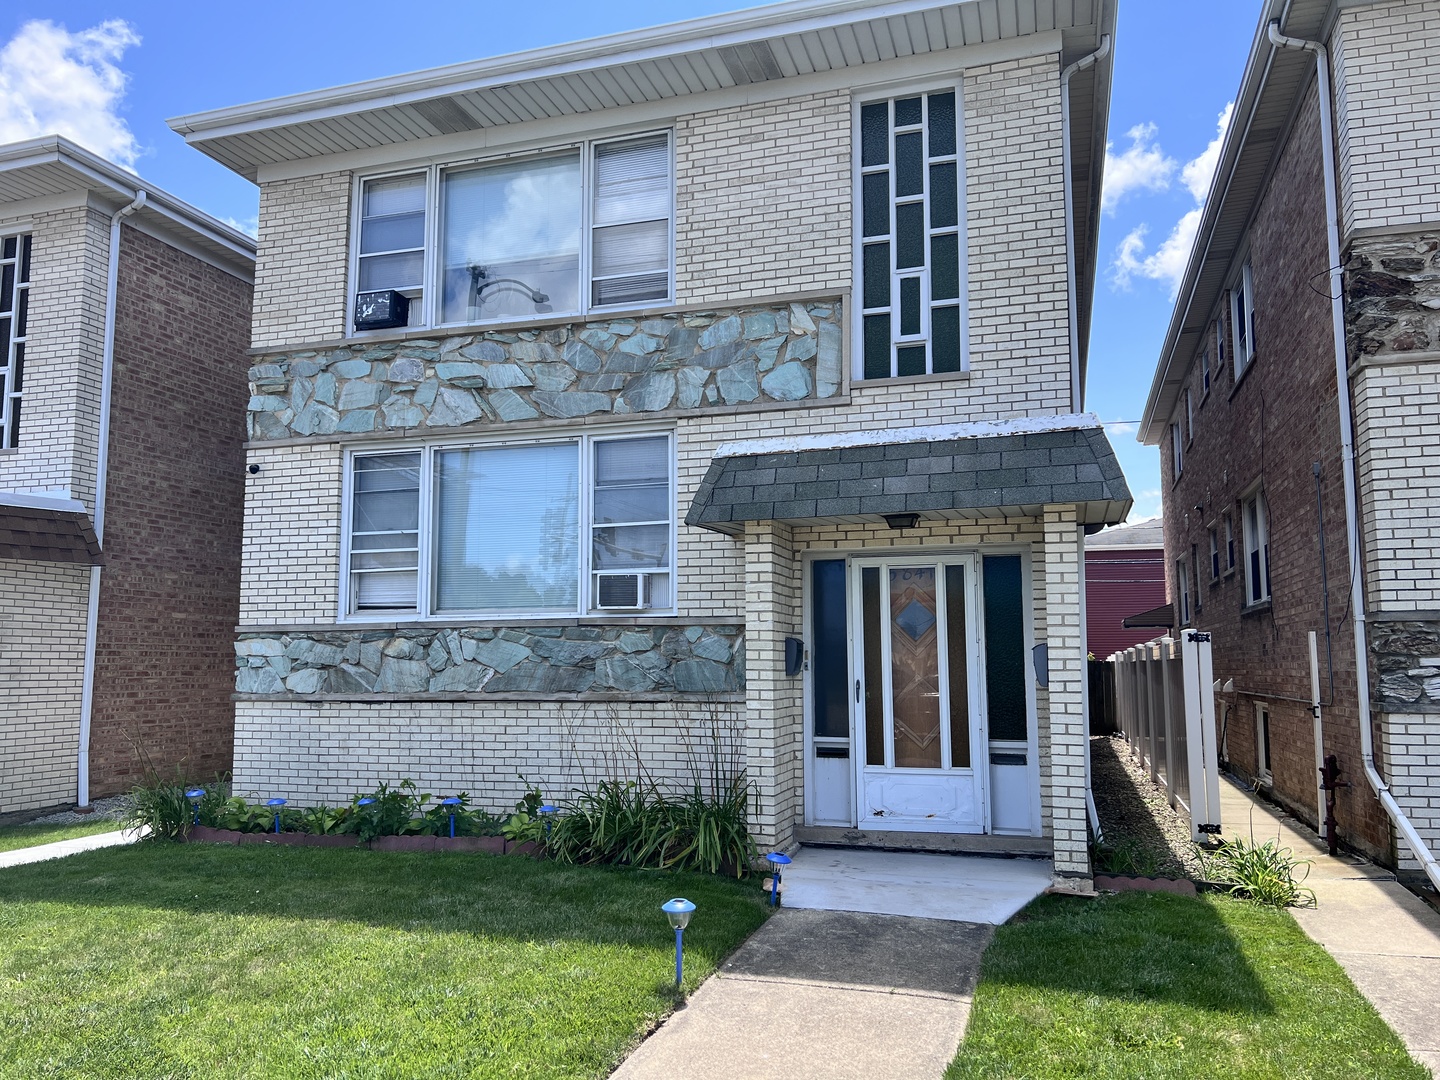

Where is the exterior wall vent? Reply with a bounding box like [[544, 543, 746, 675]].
[[717, 41, 783, 85]]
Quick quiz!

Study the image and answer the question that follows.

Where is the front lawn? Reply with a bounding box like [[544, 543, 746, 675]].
[[0, 820, 126, 855], [0, 843, 769, 1079], [948, 891, 1427, 1079]]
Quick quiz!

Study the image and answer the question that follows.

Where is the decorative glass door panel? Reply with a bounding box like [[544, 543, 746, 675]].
[[853, 556, 985, 832]]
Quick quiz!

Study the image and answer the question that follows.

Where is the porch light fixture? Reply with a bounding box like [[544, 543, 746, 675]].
[[661, 898, 696, 987], [266, 798, 287, 834], [765, 852, 792, 906], [440, 796, 461, 838], [185, 788, 205, 826], [883, 513, 920, 530]]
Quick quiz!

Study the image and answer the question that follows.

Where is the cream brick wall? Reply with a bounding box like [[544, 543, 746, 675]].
[[1042, 507, 1089, 882], [1333, 0, 1440, 233], [240, 442, 341, 624], [0, 205, 109, 508], [1352, 363, 1440, 609], [0, 561, 90, 813], [251, 172, 350, 350], [232, 698, 744, 810], [1382, 713, 1440, 876], [674, 91, 851, 304]]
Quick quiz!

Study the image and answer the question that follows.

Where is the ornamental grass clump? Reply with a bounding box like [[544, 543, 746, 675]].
[[1196, 836, 1316, 907]]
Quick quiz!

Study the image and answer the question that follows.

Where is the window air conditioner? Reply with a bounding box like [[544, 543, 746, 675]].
[[354, 289, 410, 331], [596, 573, 650, 610]]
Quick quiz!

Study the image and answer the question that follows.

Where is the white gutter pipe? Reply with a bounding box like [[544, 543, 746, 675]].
[[1060, 34, 1110, 414], [1268, 21, 1440, 891], [76, 189, 146, 810]]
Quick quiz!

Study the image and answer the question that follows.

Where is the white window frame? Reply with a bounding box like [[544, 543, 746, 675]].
[[1214, 313, 1227, 382], [1209, 526, 1220, 582], [1176, 557, 1191, 627], [851, 81, 969, 380], [1200, 345, 1211, 398], [0, 231, 31, 449], [339, 428, 677, 620], [1223, 511, 1236, 575], [347, 131, 675, 336], [1255, 701, 1272, 782], [1231, 261, 1256, 377], [1241, 488, 1271, 606], [1170, 420, 1183, 479], [1185, 386, 1194, 445]]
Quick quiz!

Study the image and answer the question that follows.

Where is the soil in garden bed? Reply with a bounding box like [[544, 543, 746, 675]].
[[186, 827, 524, 855], [1090, 734, 1206, 879]]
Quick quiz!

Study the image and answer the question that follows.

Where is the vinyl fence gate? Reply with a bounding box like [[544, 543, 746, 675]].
[[1109, 631, 1222, 843]]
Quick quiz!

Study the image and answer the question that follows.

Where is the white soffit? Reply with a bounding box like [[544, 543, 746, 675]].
[[169, 0, 1111, 180]]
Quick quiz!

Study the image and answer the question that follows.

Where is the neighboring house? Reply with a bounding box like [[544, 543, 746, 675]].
[[1084, 517, 1166, 659], [1139, 0, 1440, 886], [170, 0, 1127, 888], [0, 137, 255, 818]]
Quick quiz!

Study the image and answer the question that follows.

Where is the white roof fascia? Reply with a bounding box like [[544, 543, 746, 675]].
[[0, 490, 88, 515], [715, 413, 1104, 458]]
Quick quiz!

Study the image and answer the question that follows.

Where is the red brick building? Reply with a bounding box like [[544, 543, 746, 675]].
[[1139, 0, 1440, 886], [0, 137, 254, 817], [1084, 518, 1166, 660]]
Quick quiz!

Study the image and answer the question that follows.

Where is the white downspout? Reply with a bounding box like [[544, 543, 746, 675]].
[[1061, 34, 1111, 414], [75, 189, 146, 810], [1268, 21, 1440, 891]]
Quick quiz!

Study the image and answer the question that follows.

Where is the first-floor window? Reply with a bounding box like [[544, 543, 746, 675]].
[[1242, 490, 1271, 605], [1209, 527, 1220, 581], [0, 233, 31, 448], [1255, 702, 1272, 780], [1223, 511, 1236, 573], [346, 431, 674, 617], [1176, 557, 1191, 626]]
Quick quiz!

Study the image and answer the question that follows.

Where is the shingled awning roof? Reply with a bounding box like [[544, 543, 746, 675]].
[[0, 491, 103, 564], [686, 416, 1132, 537]]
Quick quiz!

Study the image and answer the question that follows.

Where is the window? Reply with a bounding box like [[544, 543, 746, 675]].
[[1209, 527, 1220, 582], [352, 133, 672, 332], [345, 432, 673, 617], [1223, 511, 1236, 574], [1185, 387, 1194, 444], [1191, 543, 1201, 612], [0, 233, 31, 448], [857, 88, 966, 379], [1255, 702, 1272, 782], [1242, 490, 1271, 605], [1176, 558, 1191, 626], [1200, 346, 1211, 396], [1214, 314, 1226, 380], [1170, 421, 1183, 479], [1232, 261, 1256, 377]]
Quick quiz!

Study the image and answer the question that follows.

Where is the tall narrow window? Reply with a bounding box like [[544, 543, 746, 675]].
[[1224, 511, 1236, 573], [1255, 703, 1272, 781], [858, 89, 964, 379], [349, 453, 421, 611], [0, 233, 32, 447], [1171, 421, 1183, 479], [1242, 490, 1271, 605], [1185, 387, 1194, 444], [358, 175, 425, 323], [591, 435, 672, 610], [1209, 527, 1220, 581], [1200, 346, 1211, 396], [1232, 261, 1256, 376], [591, 135, 671, 307], [1215, 314, 1227, 379], [1176, 558, 1191, 626]]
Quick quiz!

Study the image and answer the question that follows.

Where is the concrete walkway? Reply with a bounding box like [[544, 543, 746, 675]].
[[0, 828, 140, 869], [1219, 777, 1440, 1074], [613, 908, 990, 1080]]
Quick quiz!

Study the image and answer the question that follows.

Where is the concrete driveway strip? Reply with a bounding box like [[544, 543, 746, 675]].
[[612, 909, 992, 1080], [0, 829, 139, 869]]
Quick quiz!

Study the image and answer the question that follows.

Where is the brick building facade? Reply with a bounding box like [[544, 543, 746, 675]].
[[0, 138, 254, 817], [171, 0, 1126, 886], [1141, 0, 1440, 882]]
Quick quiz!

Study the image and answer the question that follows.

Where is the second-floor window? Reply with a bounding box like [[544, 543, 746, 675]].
[[1200, 345, 1211, 396], [1232, 260, 1255, 377], [1242, 490, 1271, 605], [1170, 421, 1183, 479], [0, 233, 31, 449], [857, 88, 966, 380], [353, 133, 672, 332]]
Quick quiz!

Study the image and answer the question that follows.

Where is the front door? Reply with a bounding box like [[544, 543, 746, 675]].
[[851, 556, 987, 832]]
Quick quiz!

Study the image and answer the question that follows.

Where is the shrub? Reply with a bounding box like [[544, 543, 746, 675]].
[[1196, 836, 1316, 907], [1091, 837, 1163, 878], [123, 780, 193, 841]]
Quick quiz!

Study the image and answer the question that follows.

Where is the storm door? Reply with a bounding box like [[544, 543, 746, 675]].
[[852, 556, 986, 832]]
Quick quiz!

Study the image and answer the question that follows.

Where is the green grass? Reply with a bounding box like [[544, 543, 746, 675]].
[[0, 842, 769, 1079], [0, 820, 126, 854], [948, 891, 1429, 1080]]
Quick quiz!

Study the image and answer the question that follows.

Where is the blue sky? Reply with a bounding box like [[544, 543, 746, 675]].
[[1, 2, 1260, 515]]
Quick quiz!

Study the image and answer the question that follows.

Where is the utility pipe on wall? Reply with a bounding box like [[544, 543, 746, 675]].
[[1060, 34, 1111, 414], [75, 188, 146, 810], [1268, 21, 1440, 890]]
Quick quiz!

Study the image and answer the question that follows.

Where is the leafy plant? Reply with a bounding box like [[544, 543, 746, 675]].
[[300, 804, 351, 835], [514, 775, 545, 817], [502, 811, 545, 846], [122, 779, 194, 841], [348, 780, 430, 842], [1091, 837, 1163, 878], [1196, 836, 1316, 907], [212, 797, 272, 833]]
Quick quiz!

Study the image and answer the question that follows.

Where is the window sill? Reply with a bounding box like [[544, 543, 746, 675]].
[[0, 447, 18, 456], [1240, 599, 1272, 618], [330, 612, 692, 631], [853, 369, 971, 388]]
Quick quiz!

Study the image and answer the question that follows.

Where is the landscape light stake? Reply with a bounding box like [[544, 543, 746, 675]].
[[266, 798, 286, 834], [185, 788, 205, 826], [440, 796, 461, 838], [662, 898, 695, 988], [538, 804, 557, 842], [766, 852, 792, 906]]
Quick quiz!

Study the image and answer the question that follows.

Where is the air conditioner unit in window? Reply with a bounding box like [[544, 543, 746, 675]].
[[596, 573, 650, 610], [354, 289, 409, 331]]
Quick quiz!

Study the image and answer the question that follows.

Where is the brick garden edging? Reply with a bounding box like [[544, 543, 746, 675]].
[[1093, 873, 1198, 896], [184, 825, 537, 856]]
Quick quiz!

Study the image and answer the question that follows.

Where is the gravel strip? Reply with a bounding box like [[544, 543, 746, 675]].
[[1090, 734, 1205, 879], [25, 795, 129, 826]]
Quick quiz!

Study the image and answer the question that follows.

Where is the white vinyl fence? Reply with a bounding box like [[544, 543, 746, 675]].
[[1110, 631, 1222, 843]]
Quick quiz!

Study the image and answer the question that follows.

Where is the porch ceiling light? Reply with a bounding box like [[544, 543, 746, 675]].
[[883, 513, 920, 530]]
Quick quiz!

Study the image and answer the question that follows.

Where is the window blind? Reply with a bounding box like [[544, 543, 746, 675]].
[[351, 454, 420, 609], [591, 136, 670, 306]]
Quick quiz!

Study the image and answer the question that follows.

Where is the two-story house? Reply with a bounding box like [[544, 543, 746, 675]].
[[1140, 0, 1440, 889], [171, 0, 1126, 888], [0, 137, 255, 818]]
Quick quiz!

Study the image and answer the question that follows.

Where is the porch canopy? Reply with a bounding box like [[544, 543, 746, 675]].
[[0, 491, 103, 564], [687, 415, 1131, 535]]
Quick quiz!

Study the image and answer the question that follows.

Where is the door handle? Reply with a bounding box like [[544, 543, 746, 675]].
[[855, 679, 861, 703]]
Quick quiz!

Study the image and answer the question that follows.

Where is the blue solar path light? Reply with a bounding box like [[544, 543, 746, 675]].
[[538, 804, 557, 842], [766, 852, 792, 906], [662, 898, 696, 988], [440, 796, 462, 838], [185, 788, 205, 825], [266, 798, 286, 834]]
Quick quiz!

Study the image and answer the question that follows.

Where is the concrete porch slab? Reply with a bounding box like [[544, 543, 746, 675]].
[[780, 847, 1052, 924]]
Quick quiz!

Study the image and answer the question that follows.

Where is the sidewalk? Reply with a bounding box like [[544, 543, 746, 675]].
[[1219, 777, 1440, 1074], [0, 828, 140, 870]]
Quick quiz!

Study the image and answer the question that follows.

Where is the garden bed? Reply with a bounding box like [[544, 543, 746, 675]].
[[184, 825, 535, 855]]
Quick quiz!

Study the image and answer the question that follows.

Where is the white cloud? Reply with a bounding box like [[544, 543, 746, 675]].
[[1102, 420, 1137, 436], [1133, 488, 1164, 519], [1109, 103, 1234, 293], [1101, 122, 1176, 213], [222, 215, 259, 238], [0, 19, 142, 168]]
